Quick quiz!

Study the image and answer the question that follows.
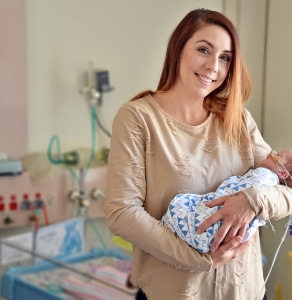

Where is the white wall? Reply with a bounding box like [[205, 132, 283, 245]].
[[238, 1, 268, 129], [26, 0, 224, 154], [26, 0, 269, 154], [263, 0, 292, 149]]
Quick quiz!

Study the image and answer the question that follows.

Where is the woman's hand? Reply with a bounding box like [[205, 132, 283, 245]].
[[209, 236, 252, 269], [197, 192, 256, 252]]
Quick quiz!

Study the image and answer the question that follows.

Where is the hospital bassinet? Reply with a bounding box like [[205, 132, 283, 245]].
[[1, 248, 136, 300]]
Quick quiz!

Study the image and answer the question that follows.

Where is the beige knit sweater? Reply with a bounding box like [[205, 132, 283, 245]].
[[105, 95, 292, 300]]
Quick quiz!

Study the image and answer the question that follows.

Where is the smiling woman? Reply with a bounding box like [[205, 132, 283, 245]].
[[152, 24, 234, 127], [175, 24, 232, 109], [104, 8, 284, 300]]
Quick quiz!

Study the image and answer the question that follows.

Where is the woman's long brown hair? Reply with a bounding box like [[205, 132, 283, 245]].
[[130, 9, 251, 147]]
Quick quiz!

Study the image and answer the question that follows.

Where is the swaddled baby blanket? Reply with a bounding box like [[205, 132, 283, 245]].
[[161, 167, 278, 253]]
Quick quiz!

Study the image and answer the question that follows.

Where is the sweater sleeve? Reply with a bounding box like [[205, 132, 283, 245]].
[[241, 110, 292, 220], [104, 103, 212, 272]]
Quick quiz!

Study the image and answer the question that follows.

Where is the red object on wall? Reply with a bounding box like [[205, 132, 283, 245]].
[[9, 194, 18, 211], [0, 196, 5, 212]]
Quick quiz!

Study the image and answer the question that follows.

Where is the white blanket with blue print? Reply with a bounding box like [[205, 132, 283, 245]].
[[161, 167, 279, 253]]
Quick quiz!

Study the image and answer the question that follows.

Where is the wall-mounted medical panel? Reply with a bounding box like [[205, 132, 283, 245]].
[[0, 166, 107, 229]]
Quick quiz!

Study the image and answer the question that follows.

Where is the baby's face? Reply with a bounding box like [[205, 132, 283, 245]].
[[259, 150, 292, 181], [276, 149, 292, 166]]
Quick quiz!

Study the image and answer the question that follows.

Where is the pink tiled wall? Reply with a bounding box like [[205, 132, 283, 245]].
[[0, 0, 27, 158]]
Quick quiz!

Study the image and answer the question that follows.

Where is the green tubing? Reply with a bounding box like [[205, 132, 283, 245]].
[[47, 105, 97, 185], [84, 106, 97, 175], [83, 209, 107, 250], [65, 165, 80, 185], [47, 135, 64, 165], [47, 135, 80, 184]]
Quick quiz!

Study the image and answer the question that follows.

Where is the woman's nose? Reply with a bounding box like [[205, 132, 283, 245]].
[[205, 57, 219, 73]]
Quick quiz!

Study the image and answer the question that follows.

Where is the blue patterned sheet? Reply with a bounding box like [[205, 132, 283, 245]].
[[161, 167, 279, 253]]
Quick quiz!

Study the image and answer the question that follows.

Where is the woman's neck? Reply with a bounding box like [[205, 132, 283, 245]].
[[153, 90, 210, 126]]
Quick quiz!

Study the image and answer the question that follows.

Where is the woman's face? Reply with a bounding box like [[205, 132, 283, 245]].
[[176, 24, 232, 99]]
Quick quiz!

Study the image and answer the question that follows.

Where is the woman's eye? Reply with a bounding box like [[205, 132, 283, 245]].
[[221, 55, 231, 62], [198, 47, 209, 54]]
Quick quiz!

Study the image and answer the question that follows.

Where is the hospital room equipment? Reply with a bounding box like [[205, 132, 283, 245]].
[[0, 159, 22, 176], [0, 62, 126, 299], [80, 62, 113, 138]]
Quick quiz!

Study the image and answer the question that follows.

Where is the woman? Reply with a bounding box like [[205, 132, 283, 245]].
[[104, 8, 292, 300]]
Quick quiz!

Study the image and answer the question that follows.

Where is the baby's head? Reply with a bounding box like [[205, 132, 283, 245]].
[[256, 150, 292, 187]]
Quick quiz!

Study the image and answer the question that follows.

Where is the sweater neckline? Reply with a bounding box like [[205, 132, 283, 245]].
[[145, 94, 213, 129]]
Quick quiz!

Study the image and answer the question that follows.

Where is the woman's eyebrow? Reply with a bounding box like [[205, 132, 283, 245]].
[[197, 39, 233, 53]]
